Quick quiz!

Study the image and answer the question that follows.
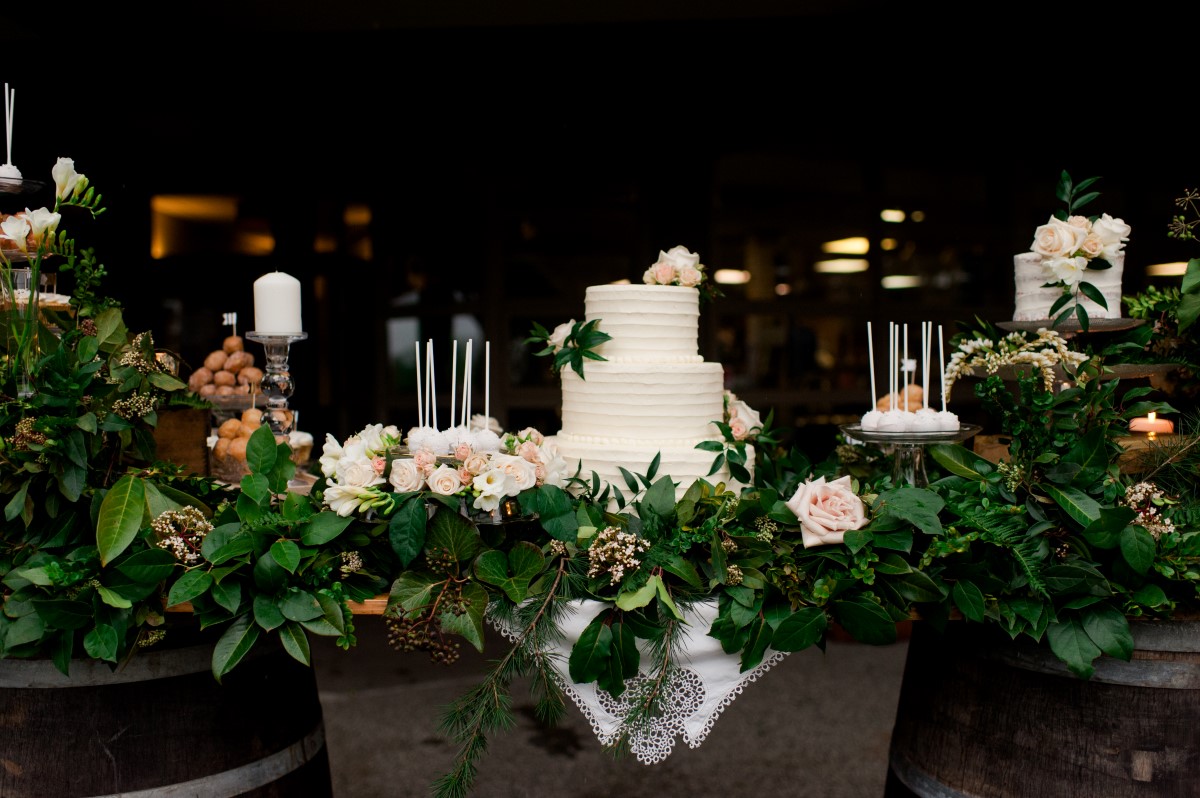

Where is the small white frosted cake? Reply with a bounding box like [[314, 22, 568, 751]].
[[1013, 252, 1124, 322], [553, 283, 745, 498]]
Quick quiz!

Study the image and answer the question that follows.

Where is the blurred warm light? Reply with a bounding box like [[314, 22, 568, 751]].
[[233, 230, 276, 256], [314, 234, 338, 254], [344, 204, 372, 227], [910, 210, 926, 222], [714, 269, 751, 284], [881, 238, 899, 251], [814, 259, 869, 274], [821, 236, 869, 255], [882, 275, 923, 289], [151, 195, 238, 221], [775, 283, 792, 296], [610, 278, 631, 285], [1146, 261, 1188, 276], [880, 209, 906, 223]]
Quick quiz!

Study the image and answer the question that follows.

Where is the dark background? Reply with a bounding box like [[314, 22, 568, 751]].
[[6, 6, 1195, 458]]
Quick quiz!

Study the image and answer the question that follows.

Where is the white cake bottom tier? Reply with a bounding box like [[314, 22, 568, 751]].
[[551, 434, 751, 500], [560, 361, 725, 441], [1013, 252, 1124, 322]]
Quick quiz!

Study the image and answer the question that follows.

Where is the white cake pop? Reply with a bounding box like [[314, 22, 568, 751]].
[[860, 409, 884, 431]]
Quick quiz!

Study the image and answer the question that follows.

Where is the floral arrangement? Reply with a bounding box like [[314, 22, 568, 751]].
[[944, 322, 1089, 392], [526, 317, 611, 379], [643, 244, 722, 303], [1028, 170, 1131, 328]]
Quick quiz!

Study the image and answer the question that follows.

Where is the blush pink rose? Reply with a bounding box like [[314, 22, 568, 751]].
[[650, 261, 677, 285], [786, 475, 867, 548]]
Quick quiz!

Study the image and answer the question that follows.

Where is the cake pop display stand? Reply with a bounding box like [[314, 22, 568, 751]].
[[839, 424, 982, 488]]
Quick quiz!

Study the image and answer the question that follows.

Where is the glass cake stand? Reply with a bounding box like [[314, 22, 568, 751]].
[[839, 423, 982, 488]]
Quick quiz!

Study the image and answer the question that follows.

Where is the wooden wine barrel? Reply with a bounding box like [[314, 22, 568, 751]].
[[886, 619, 1200, 797], [0, 641, 331, 797]]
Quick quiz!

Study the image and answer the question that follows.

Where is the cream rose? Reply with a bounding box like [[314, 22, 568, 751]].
[[335, 453, 384, 490], [728, 398, 762, 436], [1031, 216, 1087, 259], [659, 245, 701, 270], [388, 458, 425, 493], [427, 464, 464, 496], [517, 427, 544, 446], [462, 452, 491, 475], [1079, 235, 1104, 259], [492, 453, 538, 492], [786, 475, 867, 548], [548, 320, 574, 352], [1092, 213, 1131, 260], [649, 260, 677, 285]]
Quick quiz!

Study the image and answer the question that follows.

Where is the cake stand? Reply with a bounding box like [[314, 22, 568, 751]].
[[839, 423, 982, 488], [997, 317, 1144, 336]]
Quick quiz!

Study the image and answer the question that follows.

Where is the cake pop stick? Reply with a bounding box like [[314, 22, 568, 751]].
[[889, 322, 896, 411], [426, 339, 436, 430], [939, 325, 947, 413], [484, 340, 491, 423], [922, 321, 930, 409], [867, 321, 877, 410], [4, 84, 13, 167], [462, 339, 473, 425], [414, 341, 423, 428], [903, 323, 909, 412], [450, 339, 458, 429]]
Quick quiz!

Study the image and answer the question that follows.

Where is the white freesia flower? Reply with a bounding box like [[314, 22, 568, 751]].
[[356, 423, 390, 456], [538, 445, 571, 488], [473, 491, 502, 513], [318, 433, 345, 479], [51, 157, 81, 202], [0, 214, 30, 255], [24, 207, 60, 247], [334, 444, 385, 489], [473, 467, 514, 498], [388, 458, 425, 493], [325, 484, 382, 517]]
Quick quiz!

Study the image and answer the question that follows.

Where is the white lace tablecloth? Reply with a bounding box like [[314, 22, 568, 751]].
[[492, 598, 788, 763]]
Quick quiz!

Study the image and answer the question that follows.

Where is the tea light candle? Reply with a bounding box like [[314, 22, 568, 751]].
[[253, 271, 303, 334], [1129, 412, 1173, 435]]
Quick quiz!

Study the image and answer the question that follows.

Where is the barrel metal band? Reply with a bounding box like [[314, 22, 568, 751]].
[[85, 721, 326, 798], [889, 751, 984, 798]]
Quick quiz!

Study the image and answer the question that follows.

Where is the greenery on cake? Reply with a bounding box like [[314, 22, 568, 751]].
[[526, 317, 611, 378]]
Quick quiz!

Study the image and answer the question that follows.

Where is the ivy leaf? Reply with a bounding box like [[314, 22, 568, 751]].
[[83, 624, 119, 663], [770, 607, 827, 652], [212, 614, 261, 683], [472, 542, 546, 604], [1046, 617, 1100, 679], [569, 609, 614, 684], [97, 475, 146, 566], [426, 505, 484, 563], [389, 497, 427, 567], [388, 572, 439, 614], [438, 582, 488, 652], [1119, 524, 1156, 575]]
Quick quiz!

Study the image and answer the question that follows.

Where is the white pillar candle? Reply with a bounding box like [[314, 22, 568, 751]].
[[253, 271, 303, 334]]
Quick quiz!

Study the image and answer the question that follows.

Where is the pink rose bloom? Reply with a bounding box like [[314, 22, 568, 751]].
[[413, 449, 437, 476], [1066, 215, 1091, 230], [1079, 235, 1104, 259], [372, 456, 386, 475], [678, 266, 703, 287], [454, 443, 473, 461], [518, 427, 544, 446], [518, 440, 541, 462], [650, 260, 677, 285], [462, 452, 491, 475], [786, 475, 867, 548], [730, 417, 750, 440], [458, 466, 474, 485]]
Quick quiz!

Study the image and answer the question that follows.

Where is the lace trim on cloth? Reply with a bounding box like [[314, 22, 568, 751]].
[[489, 598, 789, 764]]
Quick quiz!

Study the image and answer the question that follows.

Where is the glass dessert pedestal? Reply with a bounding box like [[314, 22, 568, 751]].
[[839, 423, 982, 488], [245, 331, 307, 435]]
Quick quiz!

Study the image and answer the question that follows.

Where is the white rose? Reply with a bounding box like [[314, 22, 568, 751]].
[[1092, 213, 1131, 260], [491, 453, 538, 492], [1079, 235, 1104, 259], [1048, 255, 1088, 286], [426, 464, 464, 496], [357, 423, 388, 455], [335, 451, 385, 489], [388, 458, 425, 493], [1031, 216, 1087, 259], [538, 447, 572, 488], [547, 320, 574, 353], [660, 245, 701, 271]]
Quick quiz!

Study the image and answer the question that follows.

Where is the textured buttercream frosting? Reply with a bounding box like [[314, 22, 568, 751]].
[[1013, 252, 1124, 322], [555, 283, 738, 497]]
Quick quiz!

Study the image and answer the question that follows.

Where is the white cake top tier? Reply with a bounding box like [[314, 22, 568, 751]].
[[585, 284, 701, 363]]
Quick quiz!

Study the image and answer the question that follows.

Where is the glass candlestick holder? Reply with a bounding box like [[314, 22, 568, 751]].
[[246, 331, 308, 435]]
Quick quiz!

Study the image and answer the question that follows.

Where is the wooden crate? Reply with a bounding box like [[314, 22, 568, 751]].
[[153, 406, 211, 476]]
